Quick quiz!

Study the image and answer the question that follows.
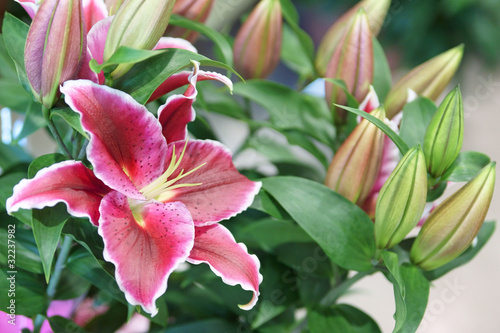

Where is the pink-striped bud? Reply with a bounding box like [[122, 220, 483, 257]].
[[316, 0, 390, 76], [233, 0, 282, 79], [325, 107, 385, 206], [384, 45, 464, 119], [168, 0, 215, 42], [411, 163, 496, 270], [24, 0, 86, 109], [324, 9, 373, 122]]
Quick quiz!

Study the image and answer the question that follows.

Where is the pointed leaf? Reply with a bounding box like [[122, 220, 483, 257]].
[[50, 108, 89, 139], [309, 304, 381, 333], [382, 251, 406, 332], [262, 176, 376, 271], [372, 37, 392, 101], [441, 151, 491, 182], [399, 97, 437, 148], [398, 264, 429, 333]]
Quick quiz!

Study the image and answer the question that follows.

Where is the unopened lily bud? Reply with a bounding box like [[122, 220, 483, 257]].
[[424, 86, 464, 178], [384, 45, 464, 119], [411, 163, 496, 271], [375, 146, 427, 249], [233, 0, 282, 79], [325, 107, 385, 206], [103, 0, 176, 79], [316, 0, 390, 76], [24, 0, 86, 109], [324, 9, 373, 122], [105, 0, 125, 15], [168, 0, 215, 42]]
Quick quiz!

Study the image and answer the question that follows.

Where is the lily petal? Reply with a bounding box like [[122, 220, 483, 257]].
[[87, 16, 112, 84], [187, 224, 262, 310], [82, 0, 108, 33], [61, 80, 168, 199], [164, 140, 262, 226], [15, 0, 38, 18], [99, 191, 194, 316], [6, 161, 110, 225], [154, 37, 198, 53]]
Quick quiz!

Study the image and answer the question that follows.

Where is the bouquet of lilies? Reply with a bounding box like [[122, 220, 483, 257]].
[[0, 0, 495, 332]]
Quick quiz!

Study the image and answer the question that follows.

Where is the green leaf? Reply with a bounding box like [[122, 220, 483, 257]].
[[441, 151, 491, 182], [0, 142, 32, 174], [398, 264, 430, 333], [0, 172, 32, 225], [32, 204, 69, 283], [281, 24, 315, 78], [169, 14, 234, 66], [372, 37, 392, 101], [250, 190, 291, 220], [382, 251, 406, 332], [54, 269, 91, 300], [233, 80, 335, 145], [28, 153, 67, 178], [325, 78, 360, 108], [309, 304, 382, 333], [49, 316, 88, 333], [284, 130, 329, 169], [66, 247, 127, 304], [424, 221, 495, 280], [90, 46, 163, 74], [399, 97, 437, 148], [50, 108, 89, 139], [338, 104, 410, 155], [2, 13, 31, 93], [262, 177, 376, 271], [0, 268, 48, 317], [165, 318, 239, 333], [113, 48, 238, 104], [195, 82, 247, 119], [0, 78, 35, 112]]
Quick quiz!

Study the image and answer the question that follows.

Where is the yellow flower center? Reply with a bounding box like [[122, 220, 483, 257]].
[[139, 141, 206, 202]]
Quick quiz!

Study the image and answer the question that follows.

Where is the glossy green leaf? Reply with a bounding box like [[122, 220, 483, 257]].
[[398, 264, 429, 333], [50, 108, 89, 139], [169, 14, 233, 66], [165, 318, 239, 333], [49, 316, 88, 333], [250, 190, 291, 221], [2, 13, 31, 93], [262, 176, 376, 271], [309, 304, 382, 333], [424, 221, 495, 280], [338, 104, 410, 155], [399, 97, 437, 148], [0, 268, 48, 317], [28, 153, 67, 178], [90, 46, 163, 74], [441, 151, 491, 182], [382, 251, 406, 332], [372, 37, 392, 101], [195, 82, 247, 119], [234, 80, 335, 145], [113, 49, 237, 104], [32, 204, 69, 283]]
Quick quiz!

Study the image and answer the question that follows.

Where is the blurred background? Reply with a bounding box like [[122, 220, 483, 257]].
[[1, 0, 499, 332]]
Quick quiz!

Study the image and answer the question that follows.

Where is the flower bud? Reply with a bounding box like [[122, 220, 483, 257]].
[[324, 9, 373, 122], [105, 0, 125, 16], [316, 0, 390, 76], [233, 0, 282, 79], [374, 146, 428, 249], [103, 0, 176, 79], [424, 86, 464, 178], [411, 163, 496, 271], [384, 45, 464, 119], [325, 107, 385, 205], [168, 0, 215, 42], [24, 0, 86, 109]]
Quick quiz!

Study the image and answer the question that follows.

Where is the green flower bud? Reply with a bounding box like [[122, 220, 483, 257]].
[[316, 0, 390, 76], [424, 86, 464, 178], [374, 146, 428, 249], [325, 107, 385, 206], [324, 9, 373, 122], [384, 45, 464, 119], [103, 0, 176, 79], [411, 163, 496, 271]]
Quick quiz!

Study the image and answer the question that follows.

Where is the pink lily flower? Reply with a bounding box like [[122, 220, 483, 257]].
[[6, 66, 262, 315], [16, 0, 108, 33]]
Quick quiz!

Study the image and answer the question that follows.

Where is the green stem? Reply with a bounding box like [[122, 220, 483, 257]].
[[46, 235, 73, 299], [32, 314, 45, 333], [320, 269, 376, 307], [42, 106, 73, 159]]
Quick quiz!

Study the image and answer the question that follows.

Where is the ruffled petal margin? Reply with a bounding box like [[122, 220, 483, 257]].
[[98, 191, 194, 316], [61, 80, 168, 198], [187, 223, 262, 310], [164, 140, 262, 226], [6, 161, 110, 225]]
